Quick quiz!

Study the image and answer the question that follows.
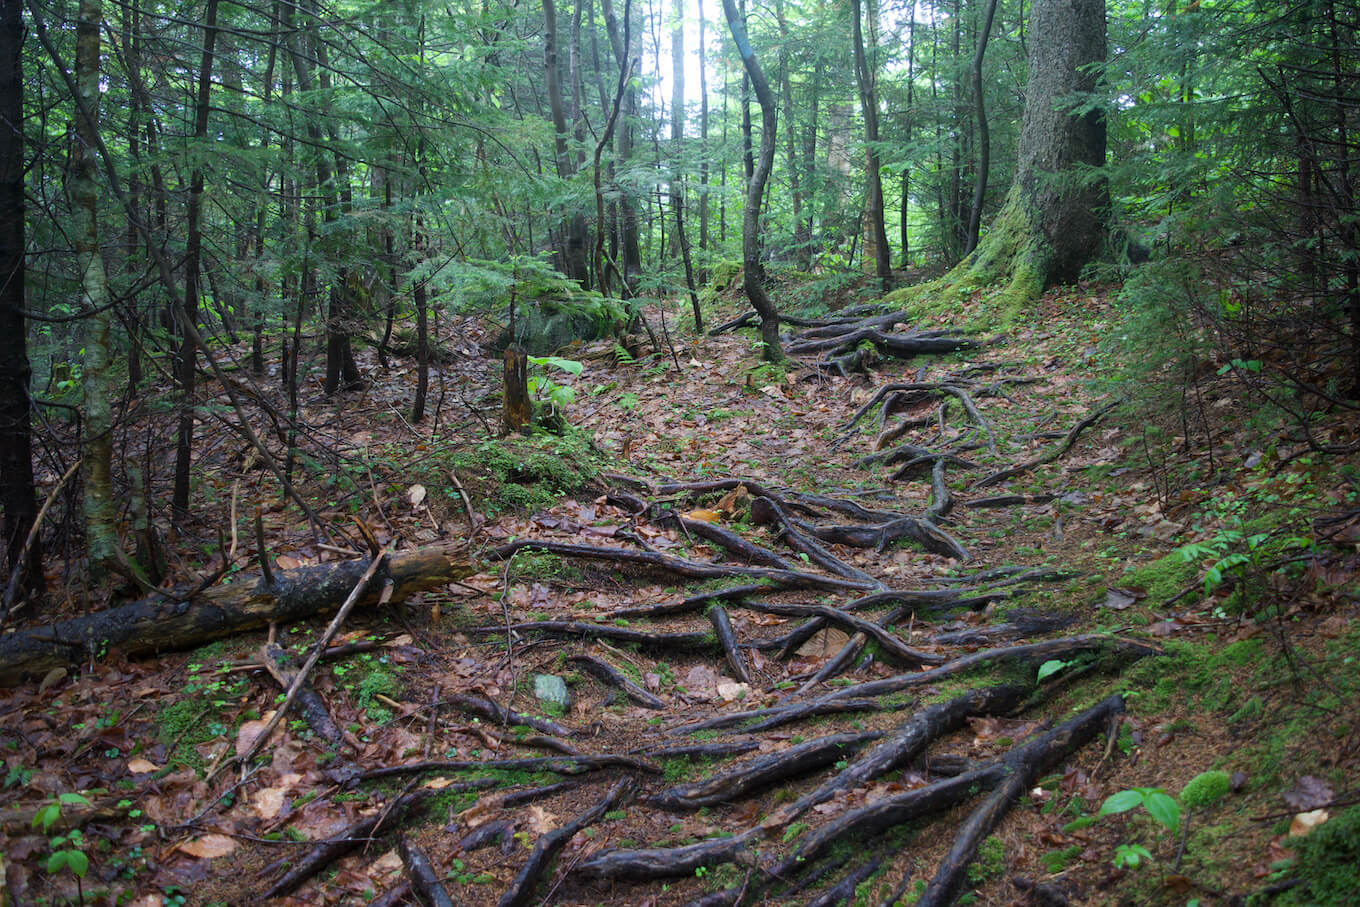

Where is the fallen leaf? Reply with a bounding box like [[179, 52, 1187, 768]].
[[127, 757, 159, 774], [685, 509, 723, 523], [1102, 587, 1141, 610], [795, 627, 851, 658], [527, 805, 558, 834], [252, 788, 286, 820], [179, 834, 236, 859], [235, 711, 280, 756], [1282, 775, 1333, 811], [38, 667, 66, 695], [407, 484, 427, 507]]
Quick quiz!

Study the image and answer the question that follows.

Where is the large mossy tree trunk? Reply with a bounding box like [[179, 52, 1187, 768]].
[[935, 0, 1107, 309], [721, 0, 784, 361]]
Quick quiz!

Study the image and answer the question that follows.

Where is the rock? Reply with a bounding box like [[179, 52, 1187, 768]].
[[533, 674, 571, 711]]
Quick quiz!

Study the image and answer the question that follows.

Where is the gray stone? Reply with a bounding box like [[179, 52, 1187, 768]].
[[533, 673, 571, 711]]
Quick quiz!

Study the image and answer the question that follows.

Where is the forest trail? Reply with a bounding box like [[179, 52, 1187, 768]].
[[2, 284, 1357, 907]]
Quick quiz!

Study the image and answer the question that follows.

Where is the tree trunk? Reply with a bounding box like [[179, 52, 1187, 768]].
[[851, 0, 891, 280], [0, 543, 475, 685], [721, 0, 783, 360], [68, 0, 122, 577], [697, 0, 710, 259], [172, 0, 220, 530], [953, 0, 1107, 299], [0, 0, 40, 604], [964, 0, 1000, 255], [543, 0, 589, 284], [670, 0, 702, 329], [601, 0, 641, 291]]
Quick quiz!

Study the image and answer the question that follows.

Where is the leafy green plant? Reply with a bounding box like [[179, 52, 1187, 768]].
[[1098, 786, 1182, 871], [34, 793, 93, 901], [527, 355, 583, 417], [1037, 658, 1072, 682], [1099, 786, 1180, 834]]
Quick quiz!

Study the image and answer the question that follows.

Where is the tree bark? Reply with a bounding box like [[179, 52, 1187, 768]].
[[71, 0, 121, 577], [721, 0, 783, 360], [670, 0, 702, 328], [964, 0, 999, 254], [0, 0, 40, 603], [543, 0, 590, 284], [954, 0, 1107, 297], [0, 543, 474, 685], [172, 0, 220, 529], [851, 0, 891, 280], [1011, 0, 1107, 283]]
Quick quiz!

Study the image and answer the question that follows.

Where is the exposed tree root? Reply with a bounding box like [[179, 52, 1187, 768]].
[[488, 540, 873, 591], [259, 789, 432, 899], [741, 601, 946, 667], [805, 853, 885, 907], [574, 831, 758, 881], [635, 741, 761, 760], [447, 692, 575, 737], [567, 654, 667, 709], [817, 635, 1160, 703], [353, 753, 660, 784], [399, 837, 455, 907], [499, 778, 635, 907], [760, 684, 1027, 831], [750, 495, 882, 584], [914, 695, 1125, 906], [648, 732, 882, 810], [259, 641, 349, 751], [973, 399, 1120, 488], [668, 697, 898, 736], [605, 583, 769, 619], [707, 604, 752, 682]]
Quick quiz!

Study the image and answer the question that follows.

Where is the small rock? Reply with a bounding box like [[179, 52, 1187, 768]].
[[533, 674, 571, 711]]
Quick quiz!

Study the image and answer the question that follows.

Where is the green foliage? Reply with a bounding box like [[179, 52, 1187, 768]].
[[1179, 771, 1231, 810], [966, 835, 1006, 885], [448, 430, 605, 516], [1099, 786, 1181, 835], [1277, 806, 1360, 906]]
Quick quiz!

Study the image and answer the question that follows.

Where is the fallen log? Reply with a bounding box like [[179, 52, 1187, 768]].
[[0, 541, 474, 685]]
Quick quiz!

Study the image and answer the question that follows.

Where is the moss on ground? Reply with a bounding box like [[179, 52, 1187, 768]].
[[445, 428, 606, 516]]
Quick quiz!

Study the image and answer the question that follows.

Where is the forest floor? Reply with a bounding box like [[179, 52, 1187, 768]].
[[2, 274, 1360, 907]]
